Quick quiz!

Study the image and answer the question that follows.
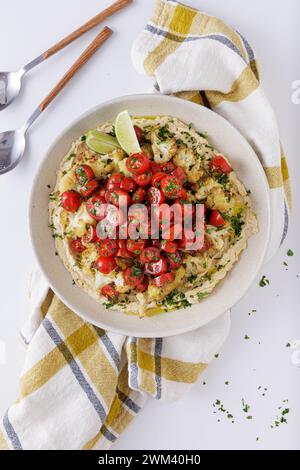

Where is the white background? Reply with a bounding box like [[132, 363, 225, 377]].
[[0, 0, 299, 450]]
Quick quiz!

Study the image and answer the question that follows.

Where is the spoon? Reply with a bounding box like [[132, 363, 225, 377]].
[[0, 0, 132, 110], [0, 27, 112, 175]]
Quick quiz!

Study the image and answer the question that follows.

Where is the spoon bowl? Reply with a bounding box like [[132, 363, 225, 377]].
[[0, 129, 26, 174], [0, 70, 24, 111]]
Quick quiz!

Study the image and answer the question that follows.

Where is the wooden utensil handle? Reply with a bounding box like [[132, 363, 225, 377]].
[[42, 0, 131, 59], [39, 27, 112, 112]]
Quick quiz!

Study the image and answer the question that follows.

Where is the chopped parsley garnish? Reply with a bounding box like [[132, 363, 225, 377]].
[[80, 135, 86, 141], [231, 213, 244, 237], [287, 249, 294, 256], [162, 289, 191, 310], [157, 125, 174, 141]]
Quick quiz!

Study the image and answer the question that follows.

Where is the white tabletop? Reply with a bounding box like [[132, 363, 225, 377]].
[[0, 0, 299, 450]]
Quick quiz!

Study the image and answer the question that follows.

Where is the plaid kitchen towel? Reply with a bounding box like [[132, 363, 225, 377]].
[[132, 0, 291, 261], [0, 0, 290, 450], [0, 271, 230, 450]]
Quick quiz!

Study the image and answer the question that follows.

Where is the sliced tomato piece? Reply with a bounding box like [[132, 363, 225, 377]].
[[153, 272, 175, 287], [106, 173, 124, 191], [151, 172, 166, 188], [120, 177, 137, 193], [147, 187, 166, 205], [160, 162, 175, 174], [69, 238, 86, 254], [140, 247, 161, 264], [132, 187, 145, 203], [123, 266, 145, 287], [209, 210, 225, 227], [86, 194, 106, 221], [162, 223, 183, 241], [96, 239, 118, 257], [61, 190, 81, 212], [132, 170, 153, 187], [106, 189, 131, 207], [166, 251, 183, 270], [171, 167, 187, 184], [82, 224, 98, 246], [126, 153, 150, 175], [101, 284, 118, 300], [150, 161, 161, 174], [145, 257, 167, 276], [136, 277, 149, 292], [127, 239, 146, 255], [210, 155, 232, 174], [160, 240, 178, 254], [161, 175, 183, 199], [134, 126, 144, 143], [116, 240, 132, 258], [75, 164, 95, 185], [95, 256, 116, 274], [79, 179, 99, 197]]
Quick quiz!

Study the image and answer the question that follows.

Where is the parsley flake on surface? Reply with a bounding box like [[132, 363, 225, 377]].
[[259, 275, 270, 287], [287, 249, 294, 256]]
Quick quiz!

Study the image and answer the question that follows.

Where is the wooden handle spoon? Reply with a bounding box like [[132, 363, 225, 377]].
[[0, 27, 112, 175]]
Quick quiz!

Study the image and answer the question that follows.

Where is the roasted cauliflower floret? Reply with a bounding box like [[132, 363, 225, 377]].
[[151, 129, 177, 163], [173, 147, 204, 183], [141, 143, 154, 160], [66, 203, 95, 237]]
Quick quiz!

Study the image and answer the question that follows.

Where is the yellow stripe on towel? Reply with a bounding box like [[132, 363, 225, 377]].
[[144, 4, 197, 75]]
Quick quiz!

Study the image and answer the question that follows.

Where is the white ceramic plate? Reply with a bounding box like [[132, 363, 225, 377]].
[[30, 94, 271, 337]]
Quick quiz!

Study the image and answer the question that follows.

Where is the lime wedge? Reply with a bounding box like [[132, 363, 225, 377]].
[[115, 110, 141, 155], [86, 130, 121, 154]]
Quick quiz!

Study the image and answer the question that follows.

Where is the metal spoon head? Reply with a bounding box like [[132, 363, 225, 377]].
[[0, 129, 26, 175], [0, 71, 23, 111]]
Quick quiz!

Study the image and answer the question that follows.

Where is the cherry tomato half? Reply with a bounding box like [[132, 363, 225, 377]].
[[126, 153, 150, 175], [145, 257, 167, 276], [134, 126, 144, 143], [79, 179, 99, 198], [69, 238, 86, 254], [136, 277, 149, 293], [166, 251, 183, 270], [75, 165, 95, 186], [171, 167, 187, 185], [96, 239, 118, 257], [151, 172, 166, 188], [162, 223, 183, 241], [209, 210, 225, 227], [161, 175, 183, 199], [106, 173, 123, 191], [61, 190, 81, 213], [95, 256, 116, 274], [153, 272, 175, 287], [101, 284, 118, 301], [132, 188, 145, 203], [82, 224, 98, 246], [160, 240, 178, 254], [132, 170, 153, 187], [86, 194, 106, 221], [150, 161, 161, 174], [140, 247, 161, 264], [106, 189, 131, 207], [147, 187, 166, 205], [210, 155, 232, 174], [123, 266, 145, 287], [160, 162, 175, 174], [120, 177, 137, 193], [127, 239, 146, 255], [116, 240, 132, 259]]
